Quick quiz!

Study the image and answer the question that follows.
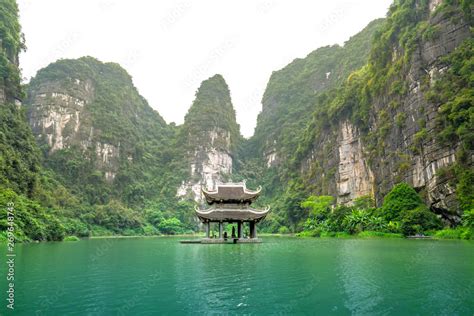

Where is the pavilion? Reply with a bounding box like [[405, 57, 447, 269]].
[[193, 181, 270, 243]]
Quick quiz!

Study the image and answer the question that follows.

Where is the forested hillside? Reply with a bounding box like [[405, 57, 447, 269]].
[[0, 0, 77, 241], [1, 0, 472, 241], [242, 0, 473, 234]]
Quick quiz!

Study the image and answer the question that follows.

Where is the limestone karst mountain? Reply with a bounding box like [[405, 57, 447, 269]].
[[1, 0, 472, 240], [176, 74, 242, 201]]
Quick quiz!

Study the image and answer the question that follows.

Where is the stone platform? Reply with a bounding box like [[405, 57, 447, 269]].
[[180, 238, 262, 244]]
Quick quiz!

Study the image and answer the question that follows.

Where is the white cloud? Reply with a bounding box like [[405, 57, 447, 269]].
[[18, 0, 392, 137]]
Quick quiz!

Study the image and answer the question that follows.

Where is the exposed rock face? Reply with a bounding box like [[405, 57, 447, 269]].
[[177, 75, 240, 202], [26, 57, 168, 185], [368, 2, 471, 218], [429, 0, 443, 12], [27, 76, 121, 182], [336, 122, 374, 204], [28, 79, 94, 152], [250, 19, 385, 169], [297, 0, 471, 220], [178, 128, 234, 201]]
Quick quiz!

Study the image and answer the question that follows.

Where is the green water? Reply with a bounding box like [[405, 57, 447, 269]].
[[1, 237, 473, 315]]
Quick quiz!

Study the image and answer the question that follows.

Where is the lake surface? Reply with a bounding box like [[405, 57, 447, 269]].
[[1, 237, 473, 315]]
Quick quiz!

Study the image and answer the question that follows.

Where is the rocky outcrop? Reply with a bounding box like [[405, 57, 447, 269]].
[[27, 76, 121, 182], [26, 57, 168, 185], [297, 0, 471, 220], [368, 1, 471, 218], [177, 128, 234, 201], [176, 75, 240, 202], [250, 19, 385, 168], [336, 122, 374, 204], [28, 79, 94, 152]]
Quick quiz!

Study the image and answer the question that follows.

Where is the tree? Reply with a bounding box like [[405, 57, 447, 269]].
[[399, 206, 442, 236], [380, 183, 424, 220], [158, 217, 184, 235], [301, 195, 334, 220], [353, 195, 375, 210], [343, 210, 370, 234]]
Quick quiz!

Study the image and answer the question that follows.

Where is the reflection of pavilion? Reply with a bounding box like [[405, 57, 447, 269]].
[[194, 182, 270, 243]]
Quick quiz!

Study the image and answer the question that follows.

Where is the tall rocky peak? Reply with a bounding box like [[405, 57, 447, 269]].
[[250, 19, 384, 168], [292, 0, 472, 222], [177, 74, 242, 201], [26, 57, 170, 185]]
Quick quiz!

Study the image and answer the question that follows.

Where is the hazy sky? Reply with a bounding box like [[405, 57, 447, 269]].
[[18, 0, 392, 137]]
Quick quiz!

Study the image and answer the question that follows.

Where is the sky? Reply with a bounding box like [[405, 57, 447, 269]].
[[18, 0, 393, 137]]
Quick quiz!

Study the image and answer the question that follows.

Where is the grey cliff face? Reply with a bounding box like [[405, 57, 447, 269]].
[[27, 77, 121, 182], [289, 0, 471, 222]]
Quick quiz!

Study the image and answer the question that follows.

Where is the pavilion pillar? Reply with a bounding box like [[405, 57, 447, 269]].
[[206, 222, 210, 238], [219, 222, 223, 239], [249, 221, 255, 238], [238, 221, 243, 239]]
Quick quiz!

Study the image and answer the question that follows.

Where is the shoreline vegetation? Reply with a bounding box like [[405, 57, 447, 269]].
[[1, 183, 472, 243], [1, 1, 472, 247], [293, 183, 474, 241]]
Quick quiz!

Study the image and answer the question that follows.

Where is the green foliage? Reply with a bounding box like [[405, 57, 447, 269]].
[[158, 217, 184, 235], [63, 235, 80, 241], [357, 231, 403, 238], [343, 210, 371, 234], [93, 200, 143, 233], [1, 0, 472, 240], [422, 24, 441, 41], [380, 183, 424, 220], [386, 220, 402, 233], [353, 195, 376, 210], [239, 20, 384, 225], [277, 226, 289, 234], [0, 103, 40, 196], [426, 38, 474, 211], [300, 195, 334, 219], [326, 205, 352, 232], [297, 228, 322, 238], [180, 74, 241, 153], [0, 188, 65, 241], [61, 217, 90, 237], [0, 0, 25, 98], [395, 112, 407, 128], [414, 128, 428, 145], [461, 208, 474, 228], [399, 205, 442, 236], [298, 184, 443, 238], [434, 227, 472, 240]]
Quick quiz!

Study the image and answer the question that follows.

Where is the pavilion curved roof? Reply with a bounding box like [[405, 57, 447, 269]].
[[202, 182, 262, 204], [195, 206, 270, 222]]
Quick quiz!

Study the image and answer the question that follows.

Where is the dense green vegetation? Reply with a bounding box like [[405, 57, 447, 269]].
[[23, 57, 200, 238], [298, 183, 474, 239], [237, 19, 386, 232], [0, 0, 24, 98], [1, 0, 472, 241], [426, 38, 474, 212], [241, 0, 473, 236], [180, 74, 241, 154], [0, 0, 76, 241]]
